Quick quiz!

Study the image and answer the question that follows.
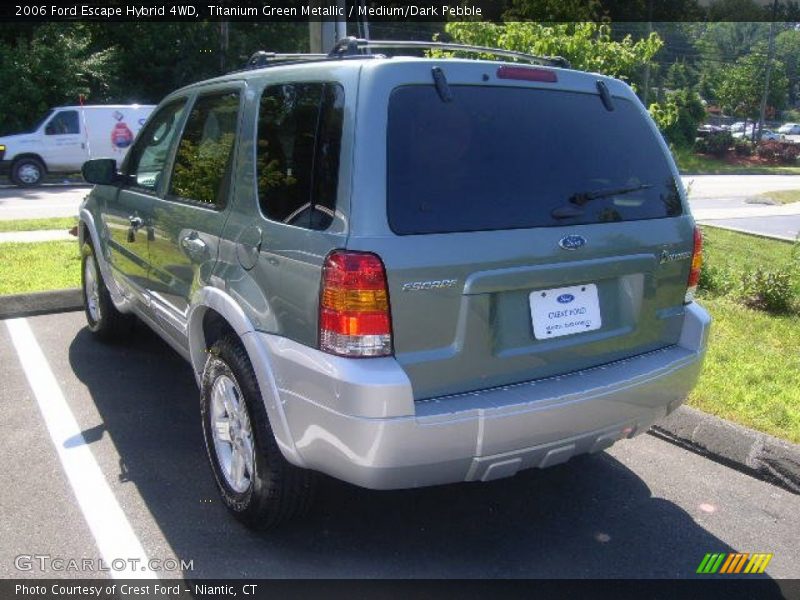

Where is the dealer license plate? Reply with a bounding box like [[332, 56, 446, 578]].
[[529, 283, 602, 339]]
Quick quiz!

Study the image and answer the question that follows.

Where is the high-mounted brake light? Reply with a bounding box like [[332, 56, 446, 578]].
[[496, 66, 557, 83], [685, 226, 703, 304], [319, 250, 393, 357]]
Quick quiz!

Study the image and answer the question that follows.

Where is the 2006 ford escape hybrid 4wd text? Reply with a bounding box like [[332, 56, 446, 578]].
[[78, 38, 710, 530]]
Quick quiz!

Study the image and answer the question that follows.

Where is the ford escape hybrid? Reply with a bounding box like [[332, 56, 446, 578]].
[[78, 38, 710, 530]]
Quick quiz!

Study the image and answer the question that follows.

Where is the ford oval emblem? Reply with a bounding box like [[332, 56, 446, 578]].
[[557, 293, 575, 304], [559, 235, 586, 250]]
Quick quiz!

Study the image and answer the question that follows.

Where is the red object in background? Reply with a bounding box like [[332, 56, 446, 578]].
[[111, 122, 133, 149]]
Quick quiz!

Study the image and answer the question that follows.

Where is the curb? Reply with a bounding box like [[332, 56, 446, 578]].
[[0, 289, 83, 320], [698, 221, 797, 243], [650, 405, 800, 495]]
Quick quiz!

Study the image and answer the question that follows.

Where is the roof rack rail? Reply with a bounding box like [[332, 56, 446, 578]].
[[245, 51, 328, 69], [328, 37, 571, 69]]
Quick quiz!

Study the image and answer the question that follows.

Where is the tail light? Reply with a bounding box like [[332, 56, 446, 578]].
[[319, 250, 392, 357], [685, 226, 703, 304]]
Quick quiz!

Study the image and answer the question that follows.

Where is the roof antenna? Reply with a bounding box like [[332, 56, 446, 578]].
[[432, 67, 453, 102]]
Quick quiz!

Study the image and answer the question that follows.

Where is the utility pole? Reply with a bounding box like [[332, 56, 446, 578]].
[[309, 0, 346, 53], [756, 0, 779, 142], [642, 0, 653, 107], [219, 21, 229, 73]]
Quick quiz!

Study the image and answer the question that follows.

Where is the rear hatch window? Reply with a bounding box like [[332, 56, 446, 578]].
[[387, 85, 681, 235]]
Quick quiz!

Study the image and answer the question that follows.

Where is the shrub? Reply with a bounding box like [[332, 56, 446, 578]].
[[755, 141, 800, 165], [698, 264, 734, 295], [739, 268, 795, 313], [658, 89, 706, 147], [782, 108, 800, 122], [734, 139, 753, 156], [694, 131, 733, 157]]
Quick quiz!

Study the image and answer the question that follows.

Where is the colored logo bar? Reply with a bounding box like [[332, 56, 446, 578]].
[[697, 553, 773, 574]]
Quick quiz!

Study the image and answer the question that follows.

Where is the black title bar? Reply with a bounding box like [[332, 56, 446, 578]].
[[2, 0, 800, 22]]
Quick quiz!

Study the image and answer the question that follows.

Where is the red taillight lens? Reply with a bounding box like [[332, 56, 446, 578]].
[[319, 250, 392, 357], [685, 226, 703, 303], [496, 66, 557, 83]]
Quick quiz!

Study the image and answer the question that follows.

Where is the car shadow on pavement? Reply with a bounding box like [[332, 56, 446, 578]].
[[68, 323, 779, 582]]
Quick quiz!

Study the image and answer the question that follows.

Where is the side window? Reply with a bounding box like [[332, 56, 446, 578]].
[[45, 110, 79, 135], [169, 91, 240, 208], [257, 82, 344, 230], [126, 100, 187, 192]]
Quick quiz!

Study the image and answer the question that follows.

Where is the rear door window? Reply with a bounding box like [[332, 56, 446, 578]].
[[257, 82, 344, 230], [387, 85, 682, 235]]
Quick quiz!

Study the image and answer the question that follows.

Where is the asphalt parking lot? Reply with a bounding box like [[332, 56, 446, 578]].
[[1, 310, 799, 582]]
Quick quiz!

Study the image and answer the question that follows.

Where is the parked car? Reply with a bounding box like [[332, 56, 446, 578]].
[[696, 124, 725, 138], [778, 123, 800, 135], [732, 126, 784, 141], [78, 38, 710, 530], [761, 129, 785, 141], [0, 104, 155, 186]]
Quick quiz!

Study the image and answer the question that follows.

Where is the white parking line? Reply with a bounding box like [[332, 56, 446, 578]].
[[5, 318, 156, 579]]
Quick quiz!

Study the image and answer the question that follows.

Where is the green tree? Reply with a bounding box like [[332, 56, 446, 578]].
[[776, 28, 800, 107], [442, 22, 663, 85], [650, 88, 707, 147], [694, 21, 770, 66], [716, 52, 789, 120], [503, 0, 702, 21], [0, 21, 308, 135], [89, 22, 306, 105], [706, 0, 773, 21], [0, 24, 114, 135], [664, 61, 697, 92]]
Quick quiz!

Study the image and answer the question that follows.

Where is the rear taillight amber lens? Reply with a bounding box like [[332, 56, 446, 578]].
[[685, 226, 703, 304], [319, 250, 392, 357]]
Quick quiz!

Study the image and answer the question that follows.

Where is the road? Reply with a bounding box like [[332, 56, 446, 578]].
[[702, 215, 800, 241], [685, 175, 800, 241], [685, 174, 800, 199], [1, 310, 798, 581], [0, 184, 89, 220]]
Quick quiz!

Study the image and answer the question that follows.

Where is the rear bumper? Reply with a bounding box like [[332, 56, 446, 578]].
[[259, 302, 711, 489]]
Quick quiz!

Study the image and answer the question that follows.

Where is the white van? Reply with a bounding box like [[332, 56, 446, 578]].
[[0, 104, 155, 186]]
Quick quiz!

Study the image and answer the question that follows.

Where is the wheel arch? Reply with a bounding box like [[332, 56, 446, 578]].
[[11, 153, 47, 171], [188, 287, 304, 467]]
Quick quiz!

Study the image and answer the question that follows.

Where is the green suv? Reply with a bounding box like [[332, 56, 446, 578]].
[[79, 38, 710, 530]]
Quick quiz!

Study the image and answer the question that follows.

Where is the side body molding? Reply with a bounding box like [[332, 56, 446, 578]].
[[187, 287, 304, 468]]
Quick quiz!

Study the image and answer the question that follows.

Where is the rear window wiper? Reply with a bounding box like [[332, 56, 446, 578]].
[[551, 183, 652, 219]]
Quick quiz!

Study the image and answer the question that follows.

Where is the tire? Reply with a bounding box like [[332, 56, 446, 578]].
[[201, 335, 315, 530], [81, 241, 135, 341], [11, 157, 45, 187]]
